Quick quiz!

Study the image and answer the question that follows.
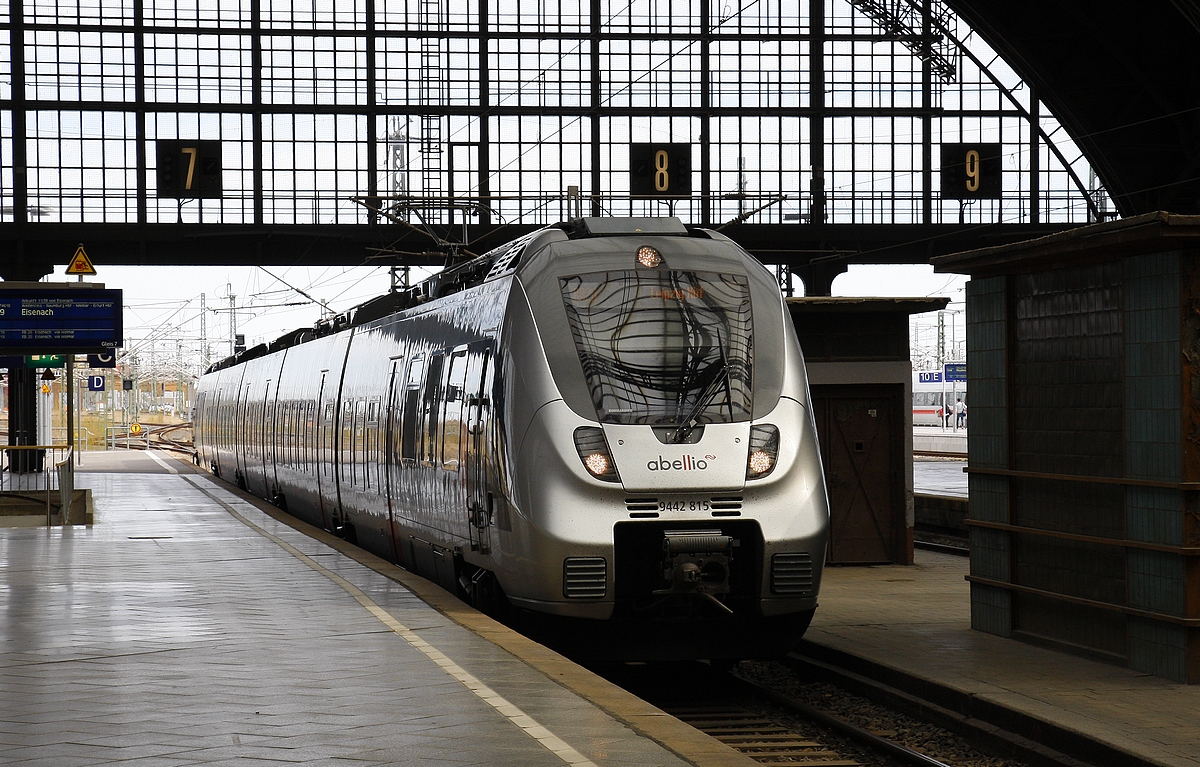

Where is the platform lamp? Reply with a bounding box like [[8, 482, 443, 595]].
[[41, 369, 56, 381]]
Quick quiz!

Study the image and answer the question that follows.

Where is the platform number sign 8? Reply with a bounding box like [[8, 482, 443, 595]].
[[655, 150, 670, 192], [940, 143, 1002, 200], [156, 139, 223, 199], [630, 143, 692, 198]]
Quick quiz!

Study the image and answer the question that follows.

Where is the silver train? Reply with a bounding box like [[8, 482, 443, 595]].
[[194, 217, 830, 660]]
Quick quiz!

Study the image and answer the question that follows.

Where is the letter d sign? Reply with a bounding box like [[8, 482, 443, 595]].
[[87, 375, 105, 392]]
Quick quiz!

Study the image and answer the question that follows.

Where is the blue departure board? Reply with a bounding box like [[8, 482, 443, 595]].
[[0, 289, 123, 353]]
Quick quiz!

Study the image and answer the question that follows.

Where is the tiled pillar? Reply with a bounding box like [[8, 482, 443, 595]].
[[1177, 251, 1200, 682], [966, 276, 1011, 636], [1123, 252, 1187, 680]]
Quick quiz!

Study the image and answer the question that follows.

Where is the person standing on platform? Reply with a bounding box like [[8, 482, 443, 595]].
[[955, 398, 967, 429]]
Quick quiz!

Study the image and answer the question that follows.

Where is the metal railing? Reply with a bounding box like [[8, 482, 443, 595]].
[[1, 445, 74, 525], [57, 447, 75, 525]]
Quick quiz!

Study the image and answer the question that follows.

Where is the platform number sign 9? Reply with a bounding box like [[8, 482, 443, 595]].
[[630, 143, 692, 198], [940, 143, 1002, 200], [156, 139, 223, 199]]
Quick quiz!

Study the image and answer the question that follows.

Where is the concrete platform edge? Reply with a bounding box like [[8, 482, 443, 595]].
[[183, 465, 759, 767], [794, 639, 1170, 767]]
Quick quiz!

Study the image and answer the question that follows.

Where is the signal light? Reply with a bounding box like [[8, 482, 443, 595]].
[[573, 426, 620, 482], [746, 424, 780, 479], [636, 246, 662, 268]]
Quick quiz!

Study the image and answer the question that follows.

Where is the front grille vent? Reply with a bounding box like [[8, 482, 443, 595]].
[[710, 496, 743, 510], [771, 553, 813, 595], [626, 497, 658, 514], [563, 557, 607, 598]]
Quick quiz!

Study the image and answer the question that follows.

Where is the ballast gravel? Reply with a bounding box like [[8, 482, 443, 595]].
[[736, 660, 1029, 767]]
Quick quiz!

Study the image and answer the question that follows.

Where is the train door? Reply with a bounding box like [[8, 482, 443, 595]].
[[235, 382, 251, 488], [315, 371, 334, 530], [383, 359, 404, 559], [463, 343, 492, 554], [206, 389, 221, 474], [394, 353, 425, 526], [260, 379, 274, 497]]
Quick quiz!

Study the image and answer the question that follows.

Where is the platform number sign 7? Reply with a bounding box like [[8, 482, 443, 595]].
[[630, 143, 692, 198], [156, 140, 223, 199], [940, 143, 1002, 200]]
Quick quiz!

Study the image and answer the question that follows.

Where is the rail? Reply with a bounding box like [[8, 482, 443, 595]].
[[1, 444, 74, 525], [106, 426, 151, 451]]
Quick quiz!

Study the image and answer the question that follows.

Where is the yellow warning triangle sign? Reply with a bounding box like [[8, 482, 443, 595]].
[[66, 245, 96, 275]]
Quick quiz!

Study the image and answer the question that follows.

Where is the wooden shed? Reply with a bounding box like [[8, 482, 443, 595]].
[[788, 297, 948, 566]]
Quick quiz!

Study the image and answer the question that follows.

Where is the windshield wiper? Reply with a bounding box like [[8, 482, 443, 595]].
[[670, 347, 730, 444]]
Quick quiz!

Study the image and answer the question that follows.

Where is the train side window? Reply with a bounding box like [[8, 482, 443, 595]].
[[355, 399, 367, 489], [367, 398, 380, 489], [421, 353, 445, 466], [294, 401, 301, 465], [312, 403, 321, 475], [343, 400, 356, 485], [401, 355, 424, 463], [280, 400, 288, 464], [441, 349, 468, 470], [322, 402, 335, 478], [296, 402, 303, 468]]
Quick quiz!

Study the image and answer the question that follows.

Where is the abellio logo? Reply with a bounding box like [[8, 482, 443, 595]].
[[647, 454, 717, 471]]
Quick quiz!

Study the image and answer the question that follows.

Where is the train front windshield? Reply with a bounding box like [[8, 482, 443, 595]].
[[559, 269, 753, 426]]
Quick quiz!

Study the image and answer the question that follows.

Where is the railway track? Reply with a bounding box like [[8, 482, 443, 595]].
[[107, 421, 195, 455], [594, 661, 984, 767], [149, 422, 194, 454], [913, 539, 968, 556], [719, 674, 957, 767], [663, 705, 860, 765]]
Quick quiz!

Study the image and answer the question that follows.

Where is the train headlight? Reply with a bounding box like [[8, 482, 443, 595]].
[[748, 450, 773, 475], [636, 246, 662, 268], [584, 452, 610, 476], [573, 426, 621, 482], [746, 424, 780, 479]]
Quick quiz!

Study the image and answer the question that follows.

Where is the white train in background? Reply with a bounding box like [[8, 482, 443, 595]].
[[912, 367, 967, 427]]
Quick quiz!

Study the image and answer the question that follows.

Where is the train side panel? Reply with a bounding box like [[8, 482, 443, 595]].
[[197, 363, 246, 483], [334, 282, 511, 582], [270, 333, 354, 532]]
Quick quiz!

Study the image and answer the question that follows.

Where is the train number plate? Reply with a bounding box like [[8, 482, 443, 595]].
[[658, 498, 711, 513]]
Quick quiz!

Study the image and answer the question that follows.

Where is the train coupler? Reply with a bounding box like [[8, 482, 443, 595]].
[[653, 530, 735, 612]]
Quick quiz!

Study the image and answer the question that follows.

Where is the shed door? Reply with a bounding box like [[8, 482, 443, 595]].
[[812, 385, 905, 564]]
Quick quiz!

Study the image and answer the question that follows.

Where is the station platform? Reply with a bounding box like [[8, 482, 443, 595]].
[[0, 450, 754, 767], [808, 552, 1200, 767], [913, 425, 967, 456], [8, 450, 1197, 767]]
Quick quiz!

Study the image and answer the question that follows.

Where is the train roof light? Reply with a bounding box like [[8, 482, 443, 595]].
[[636, 246, 662, 268]]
